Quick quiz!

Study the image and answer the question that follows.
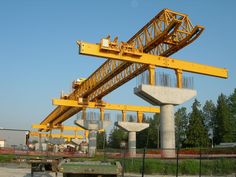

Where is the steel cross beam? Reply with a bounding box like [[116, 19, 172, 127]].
[[52, 99, 160, 113], [78, 41, 228, 79]]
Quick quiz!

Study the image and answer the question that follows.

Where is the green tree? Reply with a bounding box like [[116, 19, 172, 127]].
[[148, 113, 160, 148], [137, 113, 160, 148], [202, 100, 216, 146], [108, 128, 127, 148], [175, 107, 188, 148], [136, 114, 151, 148], [97, 131, 107, 149], [185, 99, 209, 147], [229, 89, 236, 116], [214, 94, 234, 144], [128, 114, 136, 122], [228, 89, 236, 141]]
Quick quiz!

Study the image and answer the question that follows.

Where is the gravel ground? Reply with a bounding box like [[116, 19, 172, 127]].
[[0, 167, 61, 177], [0, 166, 235, 177]]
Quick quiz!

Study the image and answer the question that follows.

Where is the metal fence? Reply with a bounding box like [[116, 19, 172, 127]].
[[97, 147, 236, 177], [1, 147, 235, 176], [0, 147, 86, 158]]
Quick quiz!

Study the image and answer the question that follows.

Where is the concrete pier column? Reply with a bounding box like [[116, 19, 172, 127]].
[[134, 85, 196, 158], [160, 104, 175, 157], [115, 122, 149, 157], [75, 119, 111, 157], [88, 130, 97, 157], [128, 131, 136, 157], [38, 132, 43, 151]]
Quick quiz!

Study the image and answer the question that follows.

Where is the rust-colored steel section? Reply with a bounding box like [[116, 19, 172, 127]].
[[41, 9, 204, 126]]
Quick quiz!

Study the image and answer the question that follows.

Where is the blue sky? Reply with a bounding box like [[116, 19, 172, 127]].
[[0, 0, 236, 131]]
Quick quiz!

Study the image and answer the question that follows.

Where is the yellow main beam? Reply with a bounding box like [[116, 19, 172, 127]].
[[29, 131, 84, 140], [52, 99, 160, 113], [32, 124, 84, 131], [78, 41, 228, 79]]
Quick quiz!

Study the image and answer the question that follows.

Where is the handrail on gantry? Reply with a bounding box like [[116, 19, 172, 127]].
[[40, 9, 204, 127]]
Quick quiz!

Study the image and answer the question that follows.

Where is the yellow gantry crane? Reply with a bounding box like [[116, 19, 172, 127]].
[[35, 9, 227, 134]]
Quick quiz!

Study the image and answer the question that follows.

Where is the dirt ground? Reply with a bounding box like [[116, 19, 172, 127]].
[[0, 166, 235, 177], [0, 166, 61, 177]]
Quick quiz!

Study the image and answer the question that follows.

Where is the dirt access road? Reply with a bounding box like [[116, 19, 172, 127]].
[[0, 167, 235, 177]]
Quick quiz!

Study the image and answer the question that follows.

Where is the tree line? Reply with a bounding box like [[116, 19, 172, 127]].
[[97, 88, 236, 149]]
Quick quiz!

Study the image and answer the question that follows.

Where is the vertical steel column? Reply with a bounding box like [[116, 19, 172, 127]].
[[175, 69, 183, 88], [137, 111, 143, 123], [122, 111, 126, 122], [148, 65, 156, 85], [100, 108, 104, 121]]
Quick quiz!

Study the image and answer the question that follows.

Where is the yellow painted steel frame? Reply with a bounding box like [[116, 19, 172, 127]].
[[52, 99, 160, 123], [30, 131, 84, 141], [79, 41, 228, 79], [32, 124, 84, 131], [52, 99, 160, 113]]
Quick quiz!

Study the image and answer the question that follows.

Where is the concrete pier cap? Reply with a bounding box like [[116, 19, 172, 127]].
[[115, 121, 149, 157], [115, 121, 149, 132], [134, 84, 197, 158], [134, 85, 197, 105]]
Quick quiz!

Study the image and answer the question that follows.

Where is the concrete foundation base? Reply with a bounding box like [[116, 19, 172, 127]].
[[161, 149, 176, 158]]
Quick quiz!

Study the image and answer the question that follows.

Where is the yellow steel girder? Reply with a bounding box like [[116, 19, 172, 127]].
[[78, 41, 228, 79], [52, 99, 160, 113]]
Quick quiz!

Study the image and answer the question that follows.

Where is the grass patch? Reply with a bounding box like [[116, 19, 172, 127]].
[[66, 155, 236, 175], [0, 154, 15, 163], [1, 153, 235, 175], [119, 158, 236, 175]]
